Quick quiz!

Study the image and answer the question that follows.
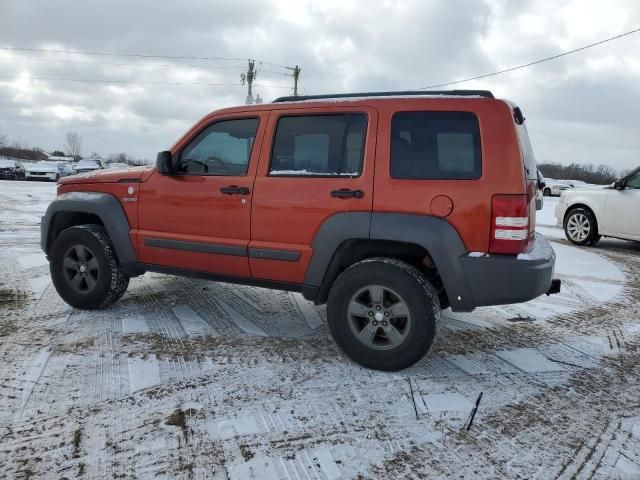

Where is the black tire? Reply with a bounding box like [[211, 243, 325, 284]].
[[543, 187, 551, 196], [327, 258, 440, 371], [50, 225, 129, 309], [54, 174, 60, 182], [564, 207, 600, 246]]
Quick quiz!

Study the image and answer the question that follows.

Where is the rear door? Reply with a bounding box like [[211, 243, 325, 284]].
[[249, 107, 377, 283], [137, 113, 267, 276]]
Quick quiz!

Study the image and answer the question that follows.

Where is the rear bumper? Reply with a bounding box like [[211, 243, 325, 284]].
[[459, 234, 558, 308]]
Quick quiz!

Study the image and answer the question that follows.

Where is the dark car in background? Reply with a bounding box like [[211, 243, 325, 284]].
[[0, 159, 26, 180]]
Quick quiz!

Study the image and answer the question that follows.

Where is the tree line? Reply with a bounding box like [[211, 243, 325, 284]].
[[0, 128, 150, 165], [537, 163, 624, 185]]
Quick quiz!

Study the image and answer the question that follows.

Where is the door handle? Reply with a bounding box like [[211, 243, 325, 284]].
[[220, 186, 250, 195], [331, 189, 364, 199]]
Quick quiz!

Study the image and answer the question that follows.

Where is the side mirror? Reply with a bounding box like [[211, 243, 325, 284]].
[[614, 180, 625, 190], [156, 151, 179, 175]]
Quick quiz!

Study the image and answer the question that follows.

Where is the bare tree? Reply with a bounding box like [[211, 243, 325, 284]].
[[0, 128, 7, 148], [64, 131, 83, 160]]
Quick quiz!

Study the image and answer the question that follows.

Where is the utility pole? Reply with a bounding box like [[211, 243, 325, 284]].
[[240, 59, 257, 104], [292, 65, 301, 96]]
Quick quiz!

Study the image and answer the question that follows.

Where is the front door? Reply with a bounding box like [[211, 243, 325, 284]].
[[604, 169, 640, 240], [137, 113, 266, 276], [249, 107, 378, 283]]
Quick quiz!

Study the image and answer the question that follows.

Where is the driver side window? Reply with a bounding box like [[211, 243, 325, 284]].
[[179, 118, 259, 176], [626, 171, 640, 189]]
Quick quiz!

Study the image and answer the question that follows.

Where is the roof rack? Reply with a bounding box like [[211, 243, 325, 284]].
[[273, 89, 494, 103]]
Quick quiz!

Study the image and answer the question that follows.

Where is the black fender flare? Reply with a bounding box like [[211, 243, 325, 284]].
[[41, 192, 140, 273], [303, 212, 474, 312]]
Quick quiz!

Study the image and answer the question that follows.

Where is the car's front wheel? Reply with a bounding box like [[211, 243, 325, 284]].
[[564, 207, 601, 246], [50, 225, 129, 309], [543, 187, 551, 196], [327, 258, 440, 371]]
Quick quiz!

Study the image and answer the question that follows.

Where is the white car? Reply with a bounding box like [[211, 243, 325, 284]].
[[555, 167, 640, 245], [25, 161, 72, 181], [542, 178, 571, 197], [73, 159, 104, 174]]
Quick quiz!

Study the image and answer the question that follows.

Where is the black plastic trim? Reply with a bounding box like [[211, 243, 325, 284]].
[[248, 247, 300, 262], [141, 264, 306, 293], [41, 192, 138, 270], [369, 213, 475, 311], [304, 212, 372, 287], [144, 237, 246, 257], [459, 238, 555, 307]]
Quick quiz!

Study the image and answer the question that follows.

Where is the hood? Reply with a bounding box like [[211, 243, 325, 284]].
[[58, 166, 151, 185], [27, 163, 59, 173]]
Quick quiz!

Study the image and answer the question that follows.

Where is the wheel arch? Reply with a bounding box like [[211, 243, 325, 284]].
[[303, 212, 475, 312], [41, 192, 142, 275], [563, 202, 601, 234]]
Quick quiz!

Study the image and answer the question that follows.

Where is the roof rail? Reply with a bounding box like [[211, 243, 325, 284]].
[[273, 90, 494, 103]]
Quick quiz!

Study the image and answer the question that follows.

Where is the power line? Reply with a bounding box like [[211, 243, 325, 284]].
[[0, 45, 293, 70], [413, 26, 640, 90], [0, 55, 245, 71], [0, 74, 291, 88]]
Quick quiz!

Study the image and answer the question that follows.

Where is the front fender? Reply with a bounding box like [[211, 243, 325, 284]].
[[41, 192, 139, 268], [563, 191, 608, 234]]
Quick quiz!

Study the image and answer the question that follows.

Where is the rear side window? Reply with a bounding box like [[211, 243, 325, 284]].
[[515, 121, 538, 181], [390, 111, 481, 180], [270, 114, 367, 176]]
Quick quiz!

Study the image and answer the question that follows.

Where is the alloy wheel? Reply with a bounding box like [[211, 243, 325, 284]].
[[62, 244, 99, 293], [347, 285, 412, 350], [567, 212, 591, 242]]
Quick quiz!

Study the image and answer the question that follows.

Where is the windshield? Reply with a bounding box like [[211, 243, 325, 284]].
[[0, 160, 16, 167]]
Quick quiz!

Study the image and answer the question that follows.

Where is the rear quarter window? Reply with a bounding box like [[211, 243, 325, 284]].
[[390, 111, 481, 180]]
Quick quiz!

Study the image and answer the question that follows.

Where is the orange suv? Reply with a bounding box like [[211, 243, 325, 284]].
[[41, 90, 560, 370]]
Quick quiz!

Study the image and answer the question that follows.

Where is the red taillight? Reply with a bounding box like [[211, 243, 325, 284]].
[[490, 194, 531, 254]]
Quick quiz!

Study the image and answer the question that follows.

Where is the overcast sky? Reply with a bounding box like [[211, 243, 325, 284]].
[[0, 0, 639, 171]]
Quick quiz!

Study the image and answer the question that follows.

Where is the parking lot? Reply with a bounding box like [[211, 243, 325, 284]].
[[1, 181, 639, 479]]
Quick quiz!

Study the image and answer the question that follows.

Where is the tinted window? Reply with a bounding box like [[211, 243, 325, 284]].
[[180, 118, 259, 176], [270, 114, 367, 176], [626, 171, 640, 189], [390, 111, 481, 180]]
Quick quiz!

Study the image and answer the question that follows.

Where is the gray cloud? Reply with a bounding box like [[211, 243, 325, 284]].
[[0, 0, 638, 171]]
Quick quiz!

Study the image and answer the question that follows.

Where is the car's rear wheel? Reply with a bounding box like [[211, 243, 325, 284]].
[[564, 207, 600, 246], [50, 225, 129, 309], [327, 258, 440, 371]]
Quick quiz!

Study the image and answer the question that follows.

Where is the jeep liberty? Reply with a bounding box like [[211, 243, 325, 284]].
[[41, 90, 560, 370]]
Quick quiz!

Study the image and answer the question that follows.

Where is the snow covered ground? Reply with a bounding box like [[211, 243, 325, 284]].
[[1, 181, 639, 479]]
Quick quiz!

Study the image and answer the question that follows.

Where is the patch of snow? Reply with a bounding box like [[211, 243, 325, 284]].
[[423, 393, 474, 415], [467, 251, 488, 258], [27, 275, 50, 297], [270, 169, 358, 176], [172, 305, 213, 336], [495, 348, 564, 373], [20, 350, 50, 416], [517, 233, 553, 261], [17, 253, 48, 270], [128, 355, 161, 392], [290, 293, 323, 329], [122, 316, 150, 334], [209, 415, 262, 440], [57, 191, 105, 201]]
